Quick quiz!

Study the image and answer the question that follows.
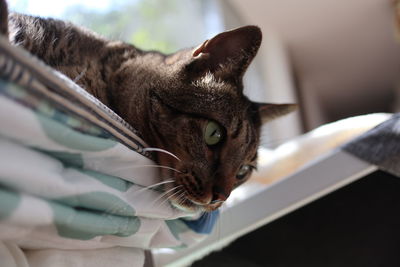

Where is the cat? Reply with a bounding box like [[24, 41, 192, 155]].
[[0, 0, 295, 212]]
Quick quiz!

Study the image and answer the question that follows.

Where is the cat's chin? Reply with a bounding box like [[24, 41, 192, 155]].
[[169, 197, 222, 213], [170, 200, 201, 213], [156, 153, 224, 212]]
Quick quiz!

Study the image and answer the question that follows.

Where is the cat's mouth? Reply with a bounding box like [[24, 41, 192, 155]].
[[163, 177, 225, 213], [169, 197, 203, 212], [152, 139, 226, 212], [153, 153, 229, 212], [168, 193, 224, 213]]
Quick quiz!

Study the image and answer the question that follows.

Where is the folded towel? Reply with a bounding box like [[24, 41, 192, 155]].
[[0, 36, 218, 267]]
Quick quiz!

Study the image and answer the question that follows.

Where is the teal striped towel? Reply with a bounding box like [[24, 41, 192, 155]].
[[0, 36, 218, 267]]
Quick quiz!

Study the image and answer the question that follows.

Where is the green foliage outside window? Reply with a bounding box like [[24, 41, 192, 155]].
[[63, 0, 179, 53]]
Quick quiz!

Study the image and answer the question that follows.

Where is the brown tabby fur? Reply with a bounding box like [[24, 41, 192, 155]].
[[0, 0, 295, 212]]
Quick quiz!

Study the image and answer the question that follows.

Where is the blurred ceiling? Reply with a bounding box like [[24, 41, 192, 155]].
[[229, 0, 400, 130]]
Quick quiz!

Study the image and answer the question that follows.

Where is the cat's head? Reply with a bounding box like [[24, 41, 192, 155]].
[[112, 26, 296, 212]]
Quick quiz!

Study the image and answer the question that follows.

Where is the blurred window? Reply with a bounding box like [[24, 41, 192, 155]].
[[9, 0, 267, 127], [8, 0, 224, 54]]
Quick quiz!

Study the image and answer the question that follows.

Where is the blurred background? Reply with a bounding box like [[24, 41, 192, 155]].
[[7, 0, 400, 145]]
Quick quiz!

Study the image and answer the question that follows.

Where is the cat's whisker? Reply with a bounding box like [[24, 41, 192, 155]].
[[175, 191, 187, 207], [174, 190, 185, 201], [143, 147, 181, 162], [176, 192, 186, 203], [157, 187, 185, 209], [112, 164, 182, 173], [148, 190, 173, 207], [150, 185, 183, 207], [158, 188, 183, 207], [132, 180, 175, 195]]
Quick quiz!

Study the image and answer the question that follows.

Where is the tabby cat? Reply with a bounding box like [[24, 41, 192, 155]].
[[0, 0, 295, 212]]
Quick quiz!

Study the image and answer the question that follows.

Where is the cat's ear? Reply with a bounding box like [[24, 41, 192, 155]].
[[187, 25, 262, 82], [256, 103, 297, 124]]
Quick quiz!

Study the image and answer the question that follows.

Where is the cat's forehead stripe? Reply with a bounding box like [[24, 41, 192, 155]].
[[232, 119, 257, 146], [231, 119, 242, 139], [251, 153, 258, 162], [245, 122, 251, 144], [245, 121, 259, 162], [231, 120, 258, 162]]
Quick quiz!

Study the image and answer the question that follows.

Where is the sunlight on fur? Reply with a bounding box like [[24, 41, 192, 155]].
[[226, 113, 391, 207], [192, 72, 226, 90]]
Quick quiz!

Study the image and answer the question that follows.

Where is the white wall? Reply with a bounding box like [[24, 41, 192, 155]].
[[228, 0, 400, 130]]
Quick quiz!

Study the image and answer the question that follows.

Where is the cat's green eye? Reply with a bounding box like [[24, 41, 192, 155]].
[[204, 121, 223, 146], [236, 165, 251, 180]]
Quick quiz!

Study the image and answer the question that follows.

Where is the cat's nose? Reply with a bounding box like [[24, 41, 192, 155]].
[[210, 186, 229, 204]]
